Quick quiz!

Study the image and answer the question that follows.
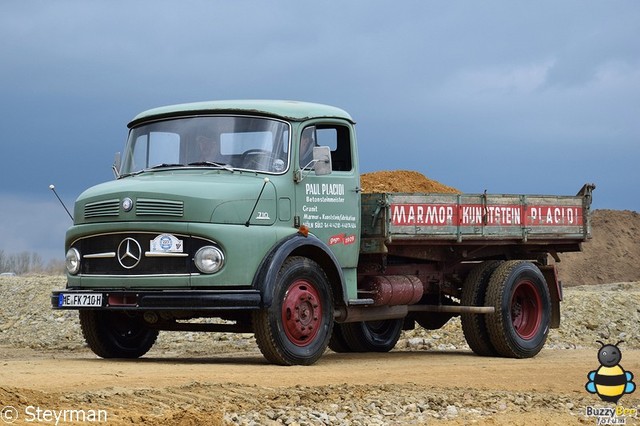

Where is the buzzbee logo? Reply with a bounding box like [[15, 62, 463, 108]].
[[585, 340, 636, 404]]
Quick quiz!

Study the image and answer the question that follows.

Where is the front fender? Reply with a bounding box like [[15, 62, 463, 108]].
[[252, 233, 347, 308]]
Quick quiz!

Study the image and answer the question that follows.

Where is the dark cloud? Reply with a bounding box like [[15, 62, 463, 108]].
[[1, 1, 638, 260]]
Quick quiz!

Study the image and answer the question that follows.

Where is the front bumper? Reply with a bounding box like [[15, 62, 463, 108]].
[[51, 289, 262, 311]]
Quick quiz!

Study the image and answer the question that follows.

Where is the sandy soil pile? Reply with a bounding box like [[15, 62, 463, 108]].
[[556, 209, 640, 285], [361, 170, 461, 194]]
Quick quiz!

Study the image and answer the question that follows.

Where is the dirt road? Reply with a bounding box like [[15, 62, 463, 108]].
[[2, 276, 640, 424], [1, 346, 639, 425]]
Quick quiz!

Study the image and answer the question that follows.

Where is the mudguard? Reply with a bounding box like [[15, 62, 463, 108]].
[[252, 232, 347, 308]]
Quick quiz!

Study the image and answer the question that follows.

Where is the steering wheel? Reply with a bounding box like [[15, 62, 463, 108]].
[[241, 149, 277, 170]]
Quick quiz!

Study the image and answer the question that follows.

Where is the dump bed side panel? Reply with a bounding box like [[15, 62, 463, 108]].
[[361, 189, 592, 244]]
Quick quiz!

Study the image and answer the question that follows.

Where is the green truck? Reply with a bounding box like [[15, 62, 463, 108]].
[[51, 100, 594, 365]]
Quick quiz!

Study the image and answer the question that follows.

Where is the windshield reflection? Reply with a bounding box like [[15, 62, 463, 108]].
[[120, 116, 290, 175]]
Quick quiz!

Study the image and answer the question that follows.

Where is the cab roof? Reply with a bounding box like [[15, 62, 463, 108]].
[[128, 100, 355, 128]]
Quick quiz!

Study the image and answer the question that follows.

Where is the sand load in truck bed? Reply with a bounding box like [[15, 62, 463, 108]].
[[360, 170, 461, 194]]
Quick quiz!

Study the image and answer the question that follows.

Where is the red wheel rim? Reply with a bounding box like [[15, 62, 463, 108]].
[[510, 280, 542, 340], [281, 279, 322, 346]]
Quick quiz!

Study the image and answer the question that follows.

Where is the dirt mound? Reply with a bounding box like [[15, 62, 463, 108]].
[[556, 209, 640, 285], [361, 170, 461, 194]]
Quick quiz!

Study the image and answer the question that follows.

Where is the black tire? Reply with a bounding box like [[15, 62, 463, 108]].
[[460, 260, 503, 356], [328, 322, 352, 353], [252, 256, 334, 365], [414, 295, 457, 330], [485, 260, 551, 358], [339, 319, 404, 353], [79, 310, 158, 358]]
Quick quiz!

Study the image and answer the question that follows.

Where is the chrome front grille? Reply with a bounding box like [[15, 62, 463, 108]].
[[71, 232, 212, 275]]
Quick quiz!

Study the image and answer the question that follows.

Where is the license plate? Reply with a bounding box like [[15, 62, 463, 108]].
[[58, 293, 103, 307]]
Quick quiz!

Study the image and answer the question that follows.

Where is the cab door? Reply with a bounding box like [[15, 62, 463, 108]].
[[293, 122, 360, 269]]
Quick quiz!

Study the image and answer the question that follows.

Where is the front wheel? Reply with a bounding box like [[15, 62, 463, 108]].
[[79, 310, 158, 358], [253, 257, 334, 365], [485, 260, 551, 358]]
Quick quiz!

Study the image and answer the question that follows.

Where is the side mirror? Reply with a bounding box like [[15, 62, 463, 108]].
[[313, 146, 332, 176], [112, 152, 121, 178]]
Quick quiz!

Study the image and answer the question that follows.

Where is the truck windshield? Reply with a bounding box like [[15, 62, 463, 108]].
[[120, 116, 290, 176]]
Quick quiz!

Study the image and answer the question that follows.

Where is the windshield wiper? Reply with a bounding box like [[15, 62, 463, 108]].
[[117, 163, 184, 179], [149, 163, 185, 169], [187, 161, 234, 171], [119, 161, 235, 179], [118, 169, 144, 179]]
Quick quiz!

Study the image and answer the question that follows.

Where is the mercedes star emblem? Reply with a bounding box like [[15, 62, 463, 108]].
[[117, 237, 142, 269], [122, 197, 133, 212]]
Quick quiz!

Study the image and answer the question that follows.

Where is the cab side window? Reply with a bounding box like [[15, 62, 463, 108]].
[[316, 125, 352, 172]]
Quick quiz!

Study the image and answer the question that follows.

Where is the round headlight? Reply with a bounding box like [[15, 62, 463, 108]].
[[194, 246, 224, 274], [66, 248, 81, 275]]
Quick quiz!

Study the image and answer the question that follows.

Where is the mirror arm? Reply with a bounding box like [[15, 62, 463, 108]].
[[294, 160, 318, 183], [112, 152, 121, 179]]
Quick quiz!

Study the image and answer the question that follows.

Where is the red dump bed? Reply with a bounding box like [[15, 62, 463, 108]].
[[361, 184, 594, 249]]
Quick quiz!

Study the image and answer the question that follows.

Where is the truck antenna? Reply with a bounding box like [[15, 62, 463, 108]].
[[245, 178, 270, 227], [49, 184, 74, 222]]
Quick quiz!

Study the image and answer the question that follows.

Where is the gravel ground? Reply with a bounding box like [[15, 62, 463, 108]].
[[1, 275, 639, 353], [1, 275, 640, 425]]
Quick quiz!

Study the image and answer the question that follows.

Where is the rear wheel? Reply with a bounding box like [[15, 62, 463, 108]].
[[79, 310, 158, 358], [328, 322, 352, 353], [415, 295, 457, 330], [485, 260, 551, 358], [460, 260, 503, 356], [253, 257, 333, 365], [338, 319, 404, 352]]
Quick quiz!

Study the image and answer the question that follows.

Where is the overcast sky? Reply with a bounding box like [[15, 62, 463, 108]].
[[1, 1, 638, 261]]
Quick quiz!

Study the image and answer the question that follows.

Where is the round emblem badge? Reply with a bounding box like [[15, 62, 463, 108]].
[[160, 236, 172, 250], [122, 197, 133, 212], [117, 237, 141, 269]]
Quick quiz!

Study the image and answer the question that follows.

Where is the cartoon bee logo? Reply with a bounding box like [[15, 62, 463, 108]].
[[586, 340, 636, 403]]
